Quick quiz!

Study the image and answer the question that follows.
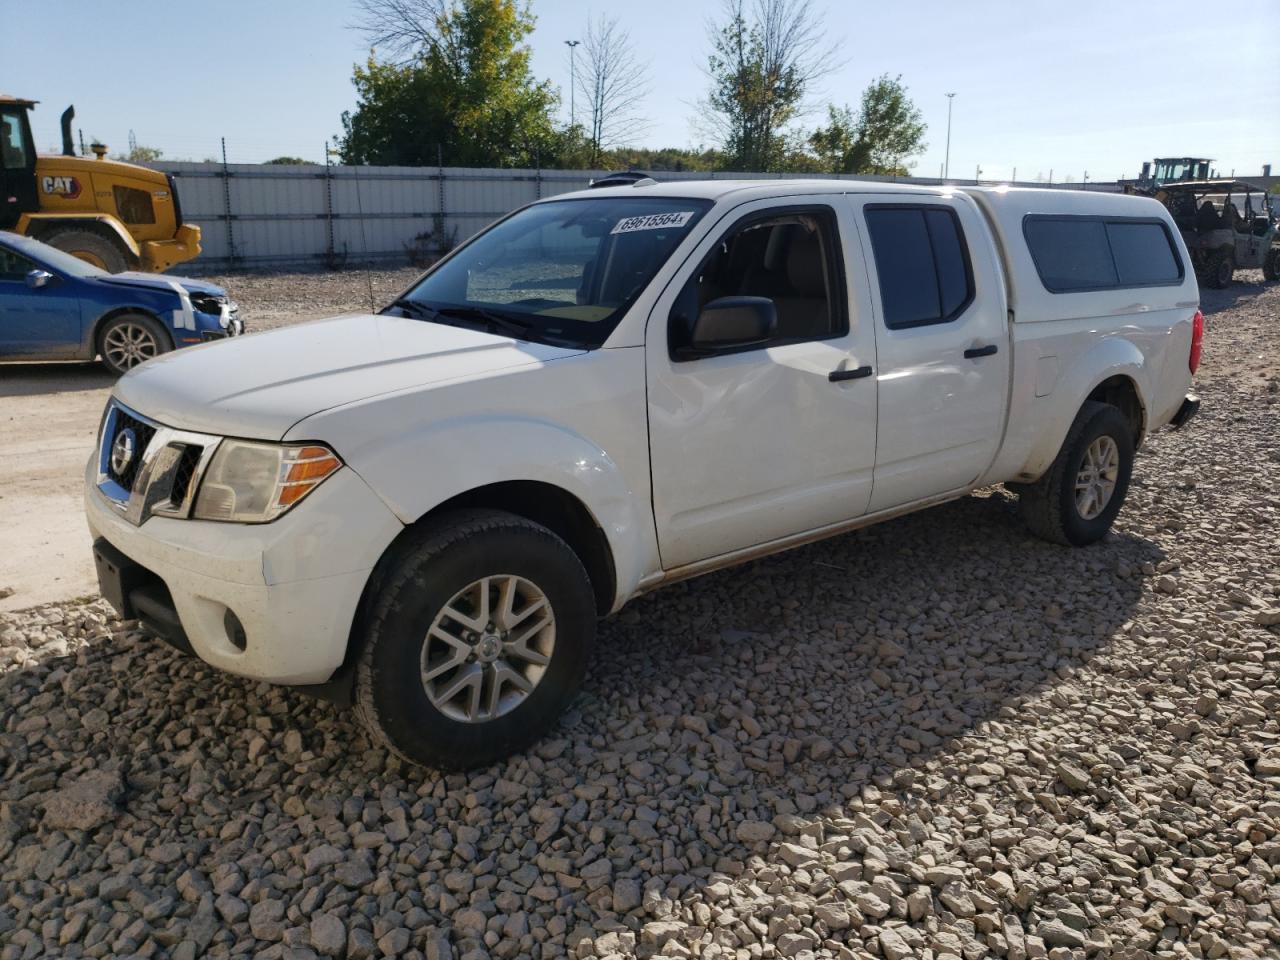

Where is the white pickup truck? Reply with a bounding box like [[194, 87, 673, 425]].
[[85, 179, 1202, 768]]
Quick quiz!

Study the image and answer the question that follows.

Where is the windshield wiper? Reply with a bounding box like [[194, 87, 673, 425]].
[[387, 298, 436, 321], [387, 299, 584, 348], [432, 305, 535, 340]]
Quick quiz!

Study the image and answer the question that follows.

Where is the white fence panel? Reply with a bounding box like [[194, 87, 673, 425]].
[[153, 162, 1116, 272]]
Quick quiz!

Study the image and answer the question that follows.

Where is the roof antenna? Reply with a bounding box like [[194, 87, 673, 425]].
[[345, 148, 376, 314]]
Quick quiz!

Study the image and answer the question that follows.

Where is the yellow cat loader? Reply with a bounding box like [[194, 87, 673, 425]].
[[0, 95, 200, 272]]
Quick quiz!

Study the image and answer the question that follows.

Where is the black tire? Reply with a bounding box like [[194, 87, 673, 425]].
[[1205, 250, 1234, 289], [1264, 249, 1280, 282], [1015, 401, 1134, 547], [356, 509, 596, 770], [42, 228, 132, 273], [97, 313, 172, 375]]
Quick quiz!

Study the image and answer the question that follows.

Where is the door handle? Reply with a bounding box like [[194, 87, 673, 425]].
[[829, 365, 873, 382], [963, 344, 999, 359]]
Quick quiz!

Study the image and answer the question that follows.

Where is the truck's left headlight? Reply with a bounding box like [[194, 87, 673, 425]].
[[193, 440, 341, 523]]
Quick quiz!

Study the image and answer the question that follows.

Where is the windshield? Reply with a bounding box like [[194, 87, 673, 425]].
[[388, 196, 712, 347]]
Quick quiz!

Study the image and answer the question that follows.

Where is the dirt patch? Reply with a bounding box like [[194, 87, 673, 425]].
[[0, 268, 417, 613]]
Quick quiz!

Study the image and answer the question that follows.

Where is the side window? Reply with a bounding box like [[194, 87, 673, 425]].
[[1105, 222, 1181, 285], [0, 247, 36, 281], [669, 206, 844, 357], [864, 205, 974, 329], [1024, 218, 1117, 291], [1024, 216, 1183, 292], [0, 110, 32, 170]]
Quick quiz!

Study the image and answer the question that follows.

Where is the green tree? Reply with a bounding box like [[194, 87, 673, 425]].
[[703, 0, 837, 171], [342, 0, 558, 167], [853, 74, 926, 175], [265, 156, 315, 165], [807, 104, 866, 174], [808, 75, 926, 175], [606, 145, 725, 172]]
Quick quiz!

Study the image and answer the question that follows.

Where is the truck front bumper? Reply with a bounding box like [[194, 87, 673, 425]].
[[141, 224, 202, 272], [1169, 393, 1200, 429], [85, 459, 402, 689]]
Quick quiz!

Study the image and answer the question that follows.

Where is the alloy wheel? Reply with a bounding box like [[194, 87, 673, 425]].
[[103, 322, 160, 370], [420, 575, 555, 723], [1074, 435, 1119, 520]]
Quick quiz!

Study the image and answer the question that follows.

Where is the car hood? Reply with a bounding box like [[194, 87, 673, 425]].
[[98, 271, 226, 297], [113, 313, 585, 439]]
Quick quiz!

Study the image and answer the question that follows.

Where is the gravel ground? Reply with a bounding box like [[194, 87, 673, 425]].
[[202, 267, 423, 332], [1, 273, 1277, 960]]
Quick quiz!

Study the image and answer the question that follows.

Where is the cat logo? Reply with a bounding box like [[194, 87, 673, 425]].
[[40, 175, 82, 200]]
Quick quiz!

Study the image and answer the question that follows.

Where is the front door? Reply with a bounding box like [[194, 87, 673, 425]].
[[851, 195, 1010, 512], [0, 246, 81, 356], [0, 106, 38, 231], [646, 197, 879, 569]]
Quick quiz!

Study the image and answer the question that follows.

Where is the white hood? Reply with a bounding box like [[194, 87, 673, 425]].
[[113, 313, 584, 439]]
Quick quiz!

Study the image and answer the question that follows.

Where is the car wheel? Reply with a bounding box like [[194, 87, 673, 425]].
[[1014, 401, 1134, 547], [355, 509, 596, 770], [1206, 251, 1234, 289], [98, 313, 172, 375], [42, 228, 132, 273]]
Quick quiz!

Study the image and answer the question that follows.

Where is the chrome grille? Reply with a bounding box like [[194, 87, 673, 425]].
[[96, 401, 221, 526], [106, 409, 156, 492]]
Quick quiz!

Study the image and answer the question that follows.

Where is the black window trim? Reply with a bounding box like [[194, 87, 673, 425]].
[[1022, 214, 1185, 294], [863, 202, 976, 331], [668, 202, 849, 362]]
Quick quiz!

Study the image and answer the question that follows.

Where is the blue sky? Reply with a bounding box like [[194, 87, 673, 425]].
[[7, 0, 1277, 181]]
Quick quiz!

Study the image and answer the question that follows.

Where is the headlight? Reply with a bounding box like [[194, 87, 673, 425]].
[[193, 440, 341, 523]]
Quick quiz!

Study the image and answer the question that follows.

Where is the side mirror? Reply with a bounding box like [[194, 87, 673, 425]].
[[685, 296, 777, 355], [25, 269, 54, 290]]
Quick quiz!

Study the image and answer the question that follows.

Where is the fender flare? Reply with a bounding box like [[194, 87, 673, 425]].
[[1020, 337, 1150, 479], [290, 414, 652, 609], [17, 212, 141, 259]]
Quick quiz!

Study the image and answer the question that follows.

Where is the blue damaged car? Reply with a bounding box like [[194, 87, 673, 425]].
[[0, 231, 242, 375]]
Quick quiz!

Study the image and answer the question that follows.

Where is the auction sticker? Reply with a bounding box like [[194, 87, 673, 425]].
[[611, 211, 695, 234]]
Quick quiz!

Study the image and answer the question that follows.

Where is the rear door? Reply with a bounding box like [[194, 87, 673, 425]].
[[850, 194, 1009, 512], [0, 245, 82, 356]]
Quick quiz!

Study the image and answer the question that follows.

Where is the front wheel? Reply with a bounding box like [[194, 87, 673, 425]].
[[98, 313, 171, 375], [355, 510, 596, 769], [1014, 401, 1134, 547]]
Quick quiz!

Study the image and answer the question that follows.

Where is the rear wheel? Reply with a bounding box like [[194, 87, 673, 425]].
[[98, 313, 171, 375], [42, 228, 133, 273], [1014, 401, 1134, 547], [1264, 248, 1280, 282], [1205, 250, 1234, 289], [356, 510, 596, 769]]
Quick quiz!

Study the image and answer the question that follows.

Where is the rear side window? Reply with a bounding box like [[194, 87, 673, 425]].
[[1024, 215, 1182, 292], [1106, 221, 1182, 285], [864, 206, 974, 329]]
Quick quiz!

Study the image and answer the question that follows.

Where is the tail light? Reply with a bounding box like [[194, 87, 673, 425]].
[[1189, 310, 1204, 374]]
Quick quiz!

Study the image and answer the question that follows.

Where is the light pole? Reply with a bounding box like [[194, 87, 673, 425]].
[[944, 92, 956, 180], [565, 40, 581, 129]]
